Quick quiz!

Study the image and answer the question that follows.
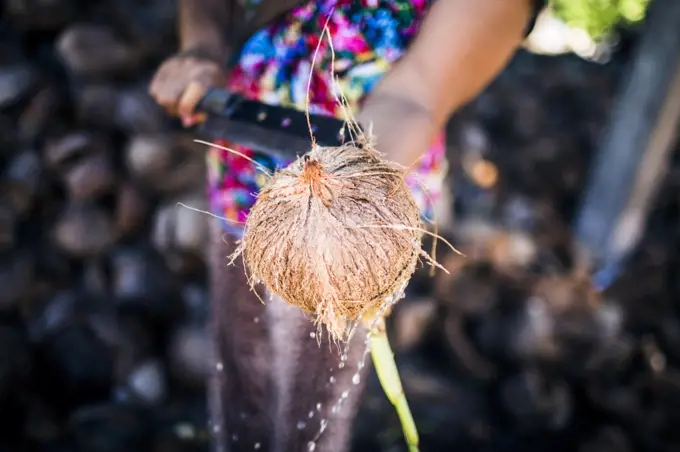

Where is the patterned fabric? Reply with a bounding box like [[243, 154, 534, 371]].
[[207, 0, 447, 236]]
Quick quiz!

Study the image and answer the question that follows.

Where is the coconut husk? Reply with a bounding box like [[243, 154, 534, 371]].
[[233, 135, 424, 340]]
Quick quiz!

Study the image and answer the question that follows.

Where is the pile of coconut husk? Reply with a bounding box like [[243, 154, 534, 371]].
[[0, 1, 212, 450]]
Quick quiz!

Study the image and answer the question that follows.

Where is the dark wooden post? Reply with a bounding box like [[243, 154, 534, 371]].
[[574, 0, 680, 278]]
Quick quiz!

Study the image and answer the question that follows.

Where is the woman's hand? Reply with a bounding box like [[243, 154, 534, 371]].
[[150, 0, 231, 126], [356, 87, 438, 168], [149, 50, 226, 127], [358, 0, 533, 166]]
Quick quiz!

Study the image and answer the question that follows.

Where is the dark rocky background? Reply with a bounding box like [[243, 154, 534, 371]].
[[1, 1, 678, 451]]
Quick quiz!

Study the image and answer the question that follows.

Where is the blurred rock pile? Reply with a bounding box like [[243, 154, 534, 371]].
[[1, 1, 677, 451], [1, 1, 211, 450]]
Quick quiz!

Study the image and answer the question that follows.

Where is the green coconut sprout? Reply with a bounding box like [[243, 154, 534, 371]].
[[367, 316, 419, 452]]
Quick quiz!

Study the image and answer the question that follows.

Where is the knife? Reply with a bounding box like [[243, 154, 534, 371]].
[[194, 87, 356, 161]]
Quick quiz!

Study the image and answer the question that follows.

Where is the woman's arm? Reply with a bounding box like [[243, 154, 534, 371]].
[[359, 0, 535, 165], [150, 0, 235, 123], [179, 0, 233, 60], [388, 0, 532, 127]]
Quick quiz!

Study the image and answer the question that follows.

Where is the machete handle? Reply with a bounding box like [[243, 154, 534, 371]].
[[195, 87, 363, 160]]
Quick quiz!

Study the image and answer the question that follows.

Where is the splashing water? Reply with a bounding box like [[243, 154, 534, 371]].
[[339, 352, 348, 369], [305, 287, 407, 451]]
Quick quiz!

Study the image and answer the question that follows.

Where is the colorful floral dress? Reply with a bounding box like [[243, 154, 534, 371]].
[[207, 0, 446, 236]]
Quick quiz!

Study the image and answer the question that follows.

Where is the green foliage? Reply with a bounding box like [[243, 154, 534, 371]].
[[550, 0, 651, 39]]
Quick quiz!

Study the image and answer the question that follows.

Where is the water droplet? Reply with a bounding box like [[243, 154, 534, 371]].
[[174, 422, 196, 439], [316, 403, 322, 411], [254, 442, 261, 449], [331, 405, 338, 414], [341, 390, 349, 399], [352, 374, 361, 385], [340, 353, 348, 362], [297, 421, 306, 430], [308, 410, 314, 418], [307, 441, 316, 451], [329, 376, 336, 384], [216, 362, 224, 371], [213, 425, 221, 433], [320, 419, 328, 433], [309, 332, 316, 338], [338, 362, 345, 369], [253, 317, 260, 323]]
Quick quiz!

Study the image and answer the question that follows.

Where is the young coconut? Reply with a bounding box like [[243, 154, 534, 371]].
[[236, 137, 422, 340], [216, 21, 454, 452], [227, 132, 425, 451]]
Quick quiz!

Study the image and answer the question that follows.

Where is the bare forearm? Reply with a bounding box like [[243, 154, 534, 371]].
[[377, 0, 532, 130], [179, 0, 232, 60]]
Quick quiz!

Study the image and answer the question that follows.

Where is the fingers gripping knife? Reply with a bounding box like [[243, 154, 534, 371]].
[[195, 87, 357, 160]]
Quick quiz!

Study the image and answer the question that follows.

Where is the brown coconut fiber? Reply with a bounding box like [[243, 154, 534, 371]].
[[224, 22, 454, 341], [231, 134, 429, 340]]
